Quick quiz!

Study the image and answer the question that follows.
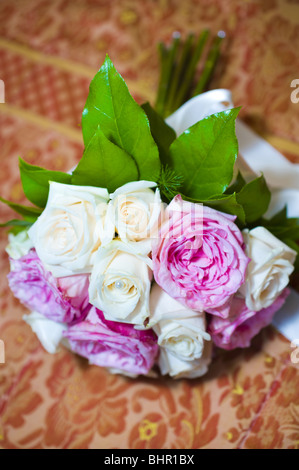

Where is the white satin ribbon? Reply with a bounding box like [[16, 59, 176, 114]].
[[166, 90, 299, 343]]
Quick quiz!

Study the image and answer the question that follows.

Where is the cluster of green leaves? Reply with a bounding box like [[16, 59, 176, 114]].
[[71, 55, 272, 230], [0, 193, 42, 233], [0, 55, 298, 272], [143, 97, 271, 228]]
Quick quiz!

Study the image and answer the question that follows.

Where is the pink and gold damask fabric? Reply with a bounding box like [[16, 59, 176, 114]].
[[0, 0, 299, 449]]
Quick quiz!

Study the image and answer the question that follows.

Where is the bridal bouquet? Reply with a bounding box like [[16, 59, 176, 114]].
[[1, 53, 299, 379]]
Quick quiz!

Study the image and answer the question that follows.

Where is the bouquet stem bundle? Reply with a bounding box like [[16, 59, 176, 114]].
[[155, 30, 225, 118]]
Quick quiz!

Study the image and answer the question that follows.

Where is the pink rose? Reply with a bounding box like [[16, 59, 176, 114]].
[[8, 250, 90, 324], [152, 196, 249, 316], [64, 307, 158, 376], [208, 288, 290, 350]]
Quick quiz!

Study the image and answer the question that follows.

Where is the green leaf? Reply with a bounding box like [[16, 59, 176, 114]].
[[236, 174, 271, 224], [0, 196, 42, 219], [82, 55, 161, 180], [264, 223, 299, 241], [205, 193, 246, 225], [141, 102, 176, 166], [72, 126, 139, 192], [225, 170, 246, 195], [19, 158, 72, 208], [180, 192, 246, 226], [0, 219, 33, 228], [260, 206, 299, 241], [264, 206, 287, 226], [180, 173, 270, 227], [168, 107, 240, 199]]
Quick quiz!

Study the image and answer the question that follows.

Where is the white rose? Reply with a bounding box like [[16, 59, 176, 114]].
[[107, 180, 164, 255], [241, 226, 296, 311], [149, 284, 212, 378], [28, 182, 111, 277], [89, 240, 152, 327], [158, 346, 212, 379], [6, 229, 33, 259], [23, 311, 66, 354]]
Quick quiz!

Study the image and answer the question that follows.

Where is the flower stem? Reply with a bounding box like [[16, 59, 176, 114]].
[[192, 30, 225, 96], [155, 32, 181, 117], [155, 29, 225, 117], [164, 32, 195, 117], [155, 41, 168, 116], [171, 29, 210, 114]]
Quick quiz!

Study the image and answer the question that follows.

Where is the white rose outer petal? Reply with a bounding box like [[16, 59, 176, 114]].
[[241, 226, 297, 311], [109, 180, 157, 198], [89, 240, 152, 327], [28, 182, 110, 277], [23, 311, 66, 354]]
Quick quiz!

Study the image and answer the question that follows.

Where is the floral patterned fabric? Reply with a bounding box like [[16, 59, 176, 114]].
[[0, 0, 299, 449]]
